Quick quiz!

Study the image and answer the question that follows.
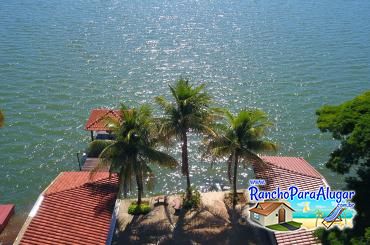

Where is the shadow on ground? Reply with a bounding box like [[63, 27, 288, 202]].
[[113, 194, 276, 245]]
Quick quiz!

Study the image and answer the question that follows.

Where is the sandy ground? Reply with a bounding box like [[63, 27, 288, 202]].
[[113, 191, 276, 245], [294, 218, 353, 230]]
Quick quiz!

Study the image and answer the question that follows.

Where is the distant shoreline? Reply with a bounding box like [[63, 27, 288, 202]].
[[294, 218, 353, 230]]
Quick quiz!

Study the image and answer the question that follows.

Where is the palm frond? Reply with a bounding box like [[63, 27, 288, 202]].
[[239, 148, 266, 168], [89, 142, 118, 178], [246, 140, 278, 152], [89, 102, 179, 200], [141, 147, 178, 168], [169, 84, 180, 103], [155, 96, 173, 112]]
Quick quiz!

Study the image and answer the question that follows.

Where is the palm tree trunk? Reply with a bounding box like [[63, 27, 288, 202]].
[[123, 180, 128, 198], [181, 130, 191, 199], [136, 172, 142, 206], [123, 170, 129, 198], [135, 158, 143, 206], [232, 152, 239, 210], [118, 169, 126, 198]]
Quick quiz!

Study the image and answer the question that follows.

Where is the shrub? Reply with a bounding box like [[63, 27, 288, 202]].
[[86, 140, 113, 157], [183, 187, 201, 209], [313, 227, 325, 241], [128, 203, 151, 215]]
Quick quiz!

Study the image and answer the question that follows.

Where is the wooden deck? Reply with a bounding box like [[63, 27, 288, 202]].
[[0, 204, 15, 233], [81, 157, 109, 172]]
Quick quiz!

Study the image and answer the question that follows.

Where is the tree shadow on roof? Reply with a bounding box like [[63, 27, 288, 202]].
[[85, 181, 118, 215]]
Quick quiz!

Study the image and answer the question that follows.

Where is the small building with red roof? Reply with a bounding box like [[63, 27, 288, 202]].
[[250, 201, 295, 226], [85, 109, 121, 141], [0, 204, 15, 233], [15, 172, 118, 245]]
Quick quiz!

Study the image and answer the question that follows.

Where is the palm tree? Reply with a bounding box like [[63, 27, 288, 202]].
[[155, 79, 214, 199], [0, 110, 4, 128], [92, 104, 177, 205], [315, 209, 324, 227], [205, 109, 277, 210]]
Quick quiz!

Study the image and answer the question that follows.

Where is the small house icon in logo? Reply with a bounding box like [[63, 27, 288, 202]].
[[250, 201, 295, 227]]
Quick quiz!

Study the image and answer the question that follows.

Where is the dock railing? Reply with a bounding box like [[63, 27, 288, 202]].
[[76, 152, 87, 171]]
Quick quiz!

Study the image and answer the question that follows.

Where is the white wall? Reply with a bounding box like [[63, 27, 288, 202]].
[[250, 211, 265, 226], [250, 204, 294, 226], [265, 204, 293, 226]]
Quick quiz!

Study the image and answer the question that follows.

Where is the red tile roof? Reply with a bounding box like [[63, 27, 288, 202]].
[[45, 172, 111, 195], [250, 202, 294, 216], [261, 156, 323, 179], [274, 230, 321, 244], [0, 204, 15, 233], [85, 109, 121, 131], [19, 172, 118, 245], [254, 156, 327, 192]]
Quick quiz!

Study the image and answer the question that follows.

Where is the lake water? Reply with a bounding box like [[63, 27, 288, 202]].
[[1, 0, 370, 223]]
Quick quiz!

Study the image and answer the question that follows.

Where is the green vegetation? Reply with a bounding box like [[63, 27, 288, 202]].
[[89, 78, 278, 213], [93, 104, 178, 205], [155, 79, 215, 200], [316, 90, 370, 244], [128, 202, 151, 215], [266, 221, 301, 231], [288, 221, 302, 229], [316, 91, 370, 174], [204, 109, 276, 209], [0, 110, 4, 127], [182, 186, 201, 209], [266, 224, 289, 231], [315, 227, 370, 245], [86, 140, 114, 157]]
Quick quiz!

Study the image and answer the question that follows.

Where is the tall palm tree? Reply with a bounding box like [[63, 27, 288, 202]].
[[0, 110, 4, 128], [155, 79, 215, 199], [92, 104, 177, 205], [205, 109, 277, 210]]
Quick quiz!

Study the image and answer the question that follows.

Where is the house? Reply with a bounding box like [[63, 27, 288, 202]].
[[250, 201, 294, 227], [14, 172, 118, 245], [85, 108, 122, 141], [0, 204, 15, 233]]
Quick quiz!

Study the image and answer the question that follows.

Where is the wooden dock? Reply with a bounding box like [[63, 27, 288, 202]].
[[0, 204, 15, 233], [81, 158, 109, 172]]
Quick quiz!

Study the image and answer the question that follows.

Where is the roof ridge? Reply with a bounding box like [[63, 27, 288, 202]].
[[45, 175, 113, 197], [86, 109, 113, 130], [41, 172, 64, 195], [261, 155, 325, 179], [263, 161, 322, 179]]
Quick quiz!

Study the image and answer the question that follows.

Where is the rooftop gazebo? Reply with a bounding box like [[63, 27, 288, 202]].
[[84, 108, 121, 141]]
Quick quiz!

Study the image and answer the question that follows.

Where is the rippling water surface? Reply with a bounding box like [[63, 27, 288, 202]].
[[1, 0, 370, 220]]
